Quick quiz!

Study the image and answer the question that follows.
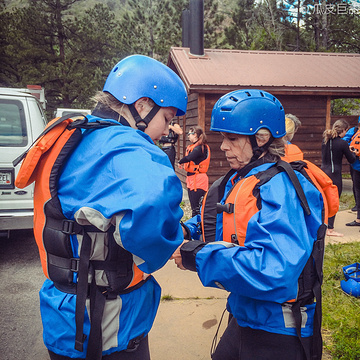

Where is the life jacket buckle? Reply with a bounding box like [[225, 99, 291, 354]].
[[62, 219, 76, 235], [70, 258, 79, 272], [216, 203, 234, 214]]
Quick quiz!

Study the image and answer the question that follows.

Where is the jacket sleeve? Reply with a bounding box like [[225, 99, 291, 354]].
[[184, 214, 202, 240], [112, 138, 184, 274], [60, 127, 184, 275], [179, 145, 203, 164], [343, 127, 356, 143], [342, 139, 356, 164], [183, 171, 324, 303]]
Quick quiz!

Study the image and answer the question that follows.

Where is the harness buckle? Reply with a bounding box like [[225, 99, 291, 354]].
[[70, 258, 80, 272], [216, 203, 234, 214], [62, 219, 76, 235]]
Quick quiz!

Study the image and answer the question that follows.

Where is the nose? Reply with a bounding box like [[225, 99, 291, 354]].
[[220, 138, 229, 152]]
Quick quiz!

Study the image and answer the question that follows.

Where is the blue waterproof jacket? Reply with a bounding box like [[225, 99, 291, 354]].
[[343, 126, 360, 171], [185, 162, 324, 337], [39, 115, 184, 357]]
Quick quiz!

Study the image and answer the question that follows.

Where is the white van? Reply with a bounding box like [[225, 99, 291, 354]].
[[55, 108, 91, 118], [0, 88, 47, 233]]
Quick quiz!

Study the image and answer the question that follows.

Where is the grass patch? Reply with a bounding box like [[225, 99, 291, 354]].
[[339, 193, 356, 211], [322, 242, 360, 359], [161, 294, 174, 301]]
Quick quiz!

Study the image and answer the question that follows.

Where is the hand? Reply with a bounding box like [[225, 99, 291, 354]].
[[171, 123, 183, 135], [350, 146, 359, 156], [171, 240, 189, 270]]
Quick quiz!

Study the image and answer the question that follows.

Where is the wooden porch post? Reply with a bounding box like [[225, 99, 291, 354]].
[[326, 96, 331, 129], [198, 93, 205, 130]]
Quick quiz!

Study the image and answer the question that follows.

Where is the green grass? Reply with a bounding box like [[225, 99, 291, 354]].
[[339, 193, 356, 211], [322, 242, 360, 359]]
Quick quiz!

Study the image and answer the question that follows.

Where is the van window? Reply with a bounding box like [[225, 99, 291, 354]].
[[0, 99, 28, 147]]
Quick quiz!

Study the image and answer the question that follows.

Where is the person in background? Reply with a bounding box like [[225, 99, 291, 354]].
[[31, 55, 188, 360], [173, 89, 329, 360], [158, 121, 183, 168], [282, 113, 303, 162], [322, 119, 356, 236], [178, 126, 210, 217], [343, 115, 360, 220]]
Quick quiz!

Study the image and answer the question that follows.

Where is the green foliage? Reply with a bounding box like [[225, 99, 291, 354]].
[[331, 98, 360, 116], [322, 242, 360, 359], [1, 0, 360, 115]]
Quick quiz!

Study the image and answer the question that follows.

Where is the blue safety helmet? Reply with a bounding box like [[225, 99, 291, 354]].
[[103, 55, 188, 116], [211, 89, 285, 138]]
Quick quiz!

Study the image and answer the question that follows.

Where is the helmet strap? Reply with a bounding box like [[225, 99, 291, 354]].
[[249, 134, 274, 163], [128, 103, 161, 132]]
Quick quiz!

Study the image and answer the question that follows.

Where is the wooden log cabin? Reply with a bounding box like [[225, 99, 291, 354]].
[[167, 47, 360, 187]]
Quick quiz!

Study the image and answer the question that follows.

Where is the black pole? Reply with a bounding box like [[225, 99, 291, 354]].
[[182, 9, 190, 47], [189, 0, 204, 56]]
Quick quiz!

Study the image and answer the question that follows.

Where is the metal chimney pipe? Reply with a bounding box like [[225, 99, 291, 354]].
[[189, 0, 204, 56], [182, 9, 190, 47]]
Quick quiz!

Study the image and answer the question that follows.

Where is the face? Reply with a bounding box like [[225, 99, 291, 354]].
[[220, 132, 254, 170], [135, 98, 176, 142], [339, 129, 347, 138], [187, 130, 198, 143]]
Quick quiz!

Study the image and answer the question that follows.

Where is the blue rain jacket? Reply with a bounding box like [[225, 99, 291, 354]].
[[39, 115, 184, 357], [344, 126, 360, 171], [185, 162, 324, 337]]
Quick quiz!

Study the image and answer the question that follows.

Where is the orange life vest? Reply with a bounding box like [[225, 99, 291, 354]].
[[282, 143, 304, 162], [201, 160, 339, 245], [350, 128, 360, 155], [14, 115, 145, 293], [183, 143, 211, 173]]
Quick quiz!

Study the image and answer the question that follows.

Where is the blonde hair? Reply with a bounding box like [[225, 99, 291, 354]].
[[285, 114, 301, 142], [92, 91, 155, 119], [323, 119, 349, 144]]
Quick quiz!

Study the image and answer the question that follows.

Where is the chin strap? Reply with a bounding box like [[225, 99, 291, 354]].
[[248, 134, 274, 162], [128, 103, 161, 132]]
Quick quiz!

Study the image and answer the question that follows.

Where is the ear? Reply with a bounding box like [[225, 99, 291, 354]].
[[256, 133, 271, 147], [134, 97, 151, 113]]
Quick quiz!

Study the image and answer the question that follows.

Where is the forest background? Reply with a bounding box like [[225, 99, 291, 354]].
[[1, 0, 360, 117]]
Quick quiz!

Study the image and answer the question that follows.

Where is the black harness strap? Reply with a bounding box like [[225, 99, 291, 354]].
[[248, 134, 274, 163], [75, 231, 92, 353], [276, 160, 311, 216], [86, 265, 106, 360], [128, 103, 161, 132]]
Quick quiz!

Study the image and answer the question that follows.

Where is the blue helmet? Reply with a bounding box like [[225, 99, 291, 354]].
[[103, 55, 188, 116], [211, 89, 285, 138]]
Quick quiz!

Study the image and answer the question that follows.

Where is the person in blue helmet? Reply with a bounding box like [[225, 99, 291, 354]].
[[343, 116, 360, 225], [40, 55, 188, 360], [172, 89, 327, 360]]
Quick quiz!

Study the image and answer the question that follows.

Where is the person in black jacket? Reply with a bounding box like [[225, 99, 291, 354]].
[[159, 122, 183, 168], [321, 119, 356, 237]]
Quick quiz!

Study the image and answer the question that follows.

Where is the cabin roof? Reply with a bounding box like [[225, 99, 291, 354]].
[[168, 47, 360, 97]]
